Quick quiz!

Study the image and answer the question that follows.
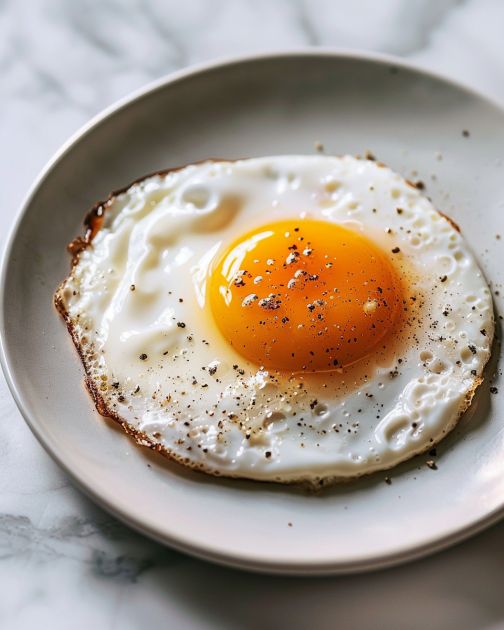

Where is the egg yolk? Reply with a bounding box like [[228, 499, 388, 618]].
[[208, 219, 403, 372]]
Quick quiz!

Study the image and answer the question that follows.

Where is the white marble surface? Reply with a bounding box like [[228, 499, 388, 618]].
[[2, 1, 504, 627]]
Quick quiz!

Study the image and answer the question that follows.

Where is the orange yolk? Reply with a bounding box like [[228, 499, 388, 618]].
[[208, 219, 403, 373]]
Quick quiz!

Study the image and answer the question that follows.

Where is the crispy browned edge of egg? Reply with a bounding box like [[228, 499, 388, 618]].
[[53, 159, 487, 489]]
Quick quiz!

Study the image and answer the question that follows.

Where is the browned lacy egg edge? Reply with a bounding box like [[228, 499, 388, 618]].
[[54, 160, 486, 488]]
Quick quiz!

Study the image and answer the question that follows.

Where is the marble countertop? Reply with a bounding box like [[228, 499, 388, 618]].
[[2, 1, 504, 627]]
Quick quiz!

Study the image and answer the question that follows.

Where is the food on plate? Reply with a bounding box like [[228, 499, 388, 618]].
[[55, 156, 494, 484]]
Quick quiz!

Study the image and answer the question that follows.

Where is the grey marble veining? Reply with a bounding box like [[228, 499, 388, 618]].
[[2, 1, 504, 628]]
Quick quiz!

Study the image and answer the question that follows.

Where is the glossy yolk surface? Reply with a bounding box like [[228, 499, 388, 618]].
[[208, 219, 403, 372]]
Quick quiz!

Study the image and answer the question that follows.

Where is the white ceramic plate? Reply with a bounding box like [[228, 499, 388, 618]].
[[2, 51, 504, 575]]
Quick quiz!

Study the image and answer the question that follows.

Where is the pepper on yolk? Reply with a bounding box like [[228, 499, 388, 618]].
[[208, 219, 403, 372]]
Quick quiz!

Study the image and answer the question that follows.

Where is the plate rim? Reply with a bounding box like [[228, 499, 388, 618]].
[[2, 48, 504, 576]]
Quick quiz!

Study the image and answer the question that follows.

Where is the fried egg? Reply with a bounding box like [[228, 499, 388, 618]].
[[55, 156, 494, 484]]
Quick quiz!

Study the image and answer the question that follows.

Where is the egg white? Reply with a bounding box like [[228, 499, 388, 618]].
[[56, 156, 494, 484]]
